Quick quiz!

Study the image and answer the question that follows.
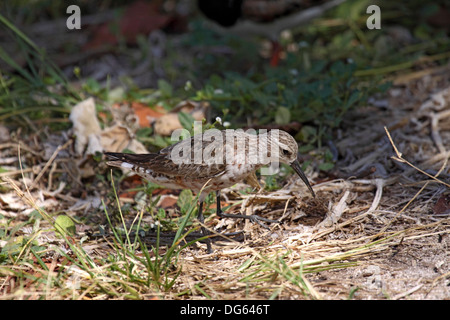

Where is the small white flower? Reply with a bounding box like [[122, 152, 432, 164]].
[[214, 89, 224, 94], [223, 121, 231, 127], [215, 117, 222, 125]]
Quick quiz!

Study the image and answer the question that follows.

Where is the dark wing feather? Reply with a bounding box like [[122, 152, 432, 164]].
[[104, 131, 228, 179]]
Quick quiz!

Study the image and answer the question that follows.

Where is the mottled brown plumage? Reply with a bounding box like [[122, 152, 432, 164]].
[[105, 129, 315, 252]]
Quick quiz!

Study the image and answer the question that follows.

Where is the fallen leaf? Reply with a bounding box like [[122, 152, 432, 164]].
[[100, 125, 148, 153], [158, 196, 178, 209], [69, 97, 102, 155], [154, 100, 207, 136], [154, 113, 184, 136], [0, 193, 28, 210], [114, 174, 145, 199], [131, 102, 166, 127]]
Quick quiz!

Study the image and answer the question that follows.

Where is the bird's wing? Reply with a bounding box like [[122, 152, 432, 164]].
[[158, 131, 228, 178], [105, 132, 228, 179]]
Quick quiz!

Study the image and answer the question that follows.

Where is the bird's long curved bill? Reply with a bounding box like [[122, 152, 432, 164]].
[[291, 159, 315, 198]]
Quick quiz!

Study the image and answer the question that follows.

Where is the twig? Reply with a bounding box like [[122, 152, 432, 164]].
[[377, 127, 450, 235], [367, 179, 385, 214], [0, 167, 35, 177], [0, 142, 42, 156], [430, 113, 445, 154], [392, 284, 424, 300], [384, 126, 450, 188], [47, 161, 58, 191], [320, 190, 349, 227], [30, 139, 72, 189], [309, 210, 370, 241]]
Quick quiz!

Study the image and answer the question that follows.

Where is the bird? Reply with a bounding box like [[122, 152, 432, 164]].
[[105, 129, 315, 252], [198, 0, 346, 66]]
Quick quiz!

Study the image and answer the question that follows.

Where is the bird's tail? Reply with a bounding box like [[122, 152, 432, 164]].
[[104, 152, 156, 169]]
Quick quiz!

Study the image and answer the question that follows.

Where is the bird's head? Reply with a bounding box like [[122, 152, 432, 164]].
[[270, 130, 315, 198]]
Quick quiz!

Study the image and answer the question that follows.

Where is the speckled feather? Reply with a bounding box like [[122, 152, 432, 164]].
[[104, 130, 313, 200], [106, 129, 316, 253]]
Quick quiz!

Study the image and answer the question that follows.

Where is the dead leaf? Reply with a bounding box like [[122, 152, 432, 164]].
[[0, 193, 28, 211], [158, 195, 178, 209], [70, 98, 149, 157], [154, 113, 183, 136], [100, 125, 148, 153], [131, 102, 165, 128], [154, 100, 207, 136], [69, 97, 102, 155]]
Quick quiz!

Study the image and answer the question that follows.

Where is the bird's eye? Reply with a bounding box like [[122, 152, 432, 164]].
[[282, 149, 290, 156]]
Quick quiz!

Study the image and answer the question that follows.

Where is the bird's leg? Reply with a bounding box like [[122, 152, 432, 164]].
[[215, 190, 281, 229], [197, 201, 212, 253], [216, 190, 222, 216]]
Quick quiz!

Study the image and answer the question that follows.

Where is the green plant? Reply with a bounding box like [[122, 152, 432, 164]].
[[0, 13, 80, 126], [191, 60, 389, 148]]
